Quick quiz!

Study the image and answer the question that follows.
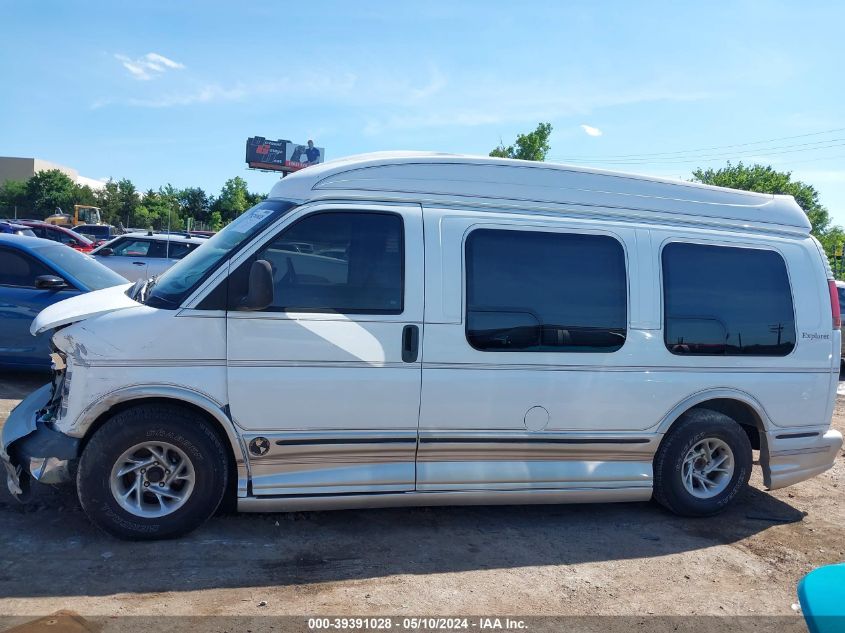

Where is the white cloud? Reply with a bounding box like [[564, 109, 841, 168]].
[[95, 65, 447, 110], [92, 63, 712, 133], [115, 52, 185, 80], [407, 66, 447, 101], [126, 84, 246, 108], [144, 53, 184, 70], [580, 124, 603, 137], [358, 82, 709, 136]]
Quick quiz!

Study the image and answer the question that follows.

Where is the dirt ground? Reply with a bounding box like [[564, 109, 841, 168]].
[[0, 371, 843, 622]]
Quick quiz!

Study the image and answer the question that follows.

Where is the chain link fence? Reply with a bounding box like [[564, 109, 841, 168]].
[[0, 203, 40, 221]]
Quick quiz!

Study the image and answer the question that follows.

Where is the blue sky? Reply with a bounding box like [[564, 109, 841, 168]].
[[2, 1, 844, 223]]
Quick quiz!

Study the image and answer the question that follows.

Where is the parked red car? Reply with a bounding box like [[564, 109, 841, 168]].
[[17, 220, 96, 253]]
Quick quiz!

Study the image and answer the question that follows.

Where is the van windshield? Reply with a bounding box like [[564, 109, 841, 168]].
[[146, 199, 297, 308]]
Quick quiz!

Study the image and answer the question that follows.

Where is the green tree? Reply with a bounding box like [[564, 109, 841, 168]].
[[179, 187, 211, 227], [692, 162, 844, 269], [490, 122, 553, 161], [210, 177, 266, 225], [25, 169, 76, 217], [72, 184, 98, 208], [3, 173, 267, 229], [208, 210, 223, 231], [96, 180, 121, 225], [133, 189, 165, 230], [137, 187, 185, 230], [246, 190, 267, 207], [212, 176, 250, 223], [0, 179, 29, 217], [116, 178, 140, 228], [96, 178, 140, 227], [157, 185, 185, 230]]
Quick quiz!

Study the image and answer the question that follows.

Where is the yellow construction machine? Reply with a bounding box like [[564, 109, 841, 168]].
[[44, 204, 102, 227]]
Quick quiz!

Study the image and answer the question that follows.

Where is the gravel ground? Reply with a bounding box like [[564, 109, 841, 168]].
[[0, 371, 843, 623]]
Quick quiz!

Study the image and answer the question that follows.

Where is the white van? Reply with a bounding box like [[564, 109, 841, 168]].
[[2, 152, 842, 540]]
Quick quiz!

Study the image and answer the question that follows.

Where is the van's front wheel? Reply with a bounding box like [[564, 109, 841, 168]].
[[653, 408, 752, 517], [77, 404, 228, 540]]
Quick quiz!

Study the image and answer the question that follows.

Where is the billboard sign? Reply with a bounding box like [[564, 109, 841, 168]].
[[285, 141, 325, 170], [245, 137, 287, 171], [245, 137, 325, 173]]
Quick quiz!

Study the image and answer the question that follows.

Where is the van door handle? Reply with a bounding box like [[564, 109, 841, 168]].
[[132, 261, 145, 266], [402, 324, 419, 363]]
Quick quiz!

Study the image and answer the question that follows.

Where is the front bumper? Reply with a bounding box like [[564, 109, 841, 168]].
[[1, 383, 79, 500], [764, 428, 843, 490]]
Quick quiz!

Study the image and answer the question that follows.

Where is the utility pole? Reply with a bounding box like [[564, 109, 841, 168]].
[[166, 201, 172, 259]]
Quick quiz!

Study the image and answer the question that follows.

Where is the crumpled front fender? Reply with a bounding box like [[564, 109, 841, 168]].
[[1, 383, 51, 449], [2, 383, 79, 499]]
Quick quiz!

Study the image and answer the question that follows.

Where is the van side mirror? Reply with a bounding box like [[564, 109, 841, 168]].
[[35, 275, 68, 290], [238, 259, 274, 311]]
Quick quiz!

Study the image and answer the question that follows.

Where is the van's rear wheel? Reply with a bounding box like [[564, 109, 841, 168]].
[[653, 408, 752, 517], [77, 404, 228, 540]]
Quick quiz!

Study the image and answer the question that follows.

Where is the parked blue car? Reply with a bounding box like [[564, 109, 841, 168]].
[[0, 234, 127, 371], [0, 220, 36, 236]]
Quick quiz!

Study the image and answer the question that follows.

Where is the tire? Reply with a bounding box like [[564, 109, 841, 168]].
[[77, 403, 229, 540], [653, 408, 752, 517]]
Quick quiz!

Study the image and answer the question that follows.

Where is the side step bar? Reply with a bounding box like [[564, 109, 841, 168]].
[[238, 486, 653, 513]]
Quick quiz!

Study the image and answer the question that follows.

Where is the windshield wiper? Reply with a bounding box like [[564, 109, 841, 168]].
[[141, 275, 159, 303], [129, 278, 145, 300], [142, 275, 180, 308]]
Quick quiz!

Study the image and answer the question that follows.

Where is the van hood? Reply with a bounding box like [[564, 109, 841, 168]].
[[31, 283, 138, 335]]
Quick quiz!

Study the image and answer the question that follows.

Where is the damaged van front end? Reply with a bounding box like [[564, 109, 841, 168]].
[[1, 283, 138, 499], [1, 357, 78, 498]]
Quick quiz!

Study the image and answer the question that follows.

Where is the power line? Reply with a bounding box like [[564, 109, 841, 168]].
[[556, 141, 845, 166], [554, 136, 845, 163], [650, 154, 845, 180], [649, 152, 845, 181], [776, 152, 845, 166], [547, 126, 845, 162]]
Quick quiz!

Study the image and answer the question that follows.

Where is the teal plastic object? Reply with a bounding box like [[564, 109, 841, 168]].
[[798, 563, 845, 633]]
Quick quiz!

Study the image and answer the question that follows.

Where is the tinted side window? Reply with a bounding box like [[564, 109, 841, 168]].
[[45, 228, 62, 242], [466, 229, 628, 352], [166, 242, 199, 260], [57, 231, 82, 246], [43, 228, 75, 245], [0, 248, 52, 287], [112, 239, 152, 257], [662, 243, 795, 356], [82, 226, 109, 237], [837, 286, 845, 316], [231, 212, 404, 314], [147, 241, 169, 258]]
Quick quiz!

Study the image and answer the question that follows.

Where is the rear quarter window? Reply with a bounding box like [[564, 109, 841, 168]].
[[662, 242, 795, 356]]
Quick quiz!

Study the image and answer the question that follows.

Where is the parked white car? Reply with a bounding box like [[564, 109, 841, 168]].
[[3, 152, 842, 540], [90, 232, 205, 282]]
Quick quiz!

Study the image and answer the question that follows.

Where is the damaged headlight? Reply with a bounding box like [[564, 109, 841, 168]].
[[50, 351, 66, 372], [59, 366, 71, 420], [46, 350, 69, 421]]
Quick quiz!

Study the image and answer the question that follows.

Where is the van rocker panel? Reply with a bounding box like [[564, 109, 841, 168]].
[[238, 487, 654, 513]]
